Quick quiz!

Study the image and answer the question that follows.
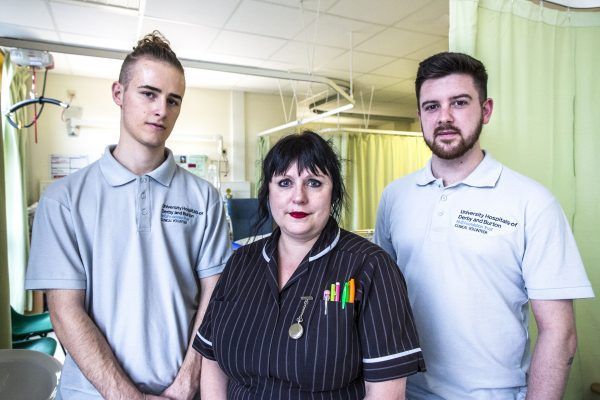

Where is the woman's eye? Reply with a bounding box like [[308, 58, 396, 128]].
[[307, 179, 321, 188], [278, 179, 291, 187]]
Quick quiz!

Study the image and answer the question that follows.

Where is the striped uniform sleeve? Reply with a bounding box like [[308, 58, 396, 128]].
[[192, 257, 233, 360], [359, 251, 426, 381]]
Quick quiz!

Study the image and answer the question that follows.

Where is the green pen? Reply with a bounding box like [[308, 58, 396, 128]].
[[341, 281, 348, 309]]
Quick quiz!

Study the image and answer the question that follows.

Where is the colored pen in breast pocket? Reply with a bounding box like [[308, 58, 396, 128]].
[[323, 290, 330, 315]]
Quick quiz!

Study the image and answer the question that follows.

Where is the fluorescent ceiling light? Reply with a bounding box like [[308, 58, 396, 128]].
[[257, 103, 354, 137]]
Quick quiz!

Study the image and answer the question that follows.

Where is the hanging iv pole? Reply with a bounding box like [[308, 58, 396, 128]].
[[3, 48, 69, 129]]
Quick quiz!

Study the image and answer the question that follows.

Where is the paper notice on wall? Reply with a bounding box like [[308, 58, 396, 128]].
[[51, 155, 89, 179]]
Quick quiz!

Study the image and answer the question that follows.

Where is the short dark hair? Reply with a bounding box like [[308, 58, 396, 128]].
[[118, 30, 184, 87], [415, 52, 488, 106], [255, 131, 346, 232]]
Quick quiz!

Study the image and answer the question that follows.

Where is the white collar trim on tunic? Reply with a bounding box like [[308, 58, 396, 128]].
[[308, 228, 340, 262], [261, 228, 341, 263]]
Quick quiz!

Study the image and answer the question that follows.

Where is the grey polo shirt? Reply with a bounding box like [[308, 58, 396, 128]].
[[26, 146, 231, 396], [375, 151, 594, 400]]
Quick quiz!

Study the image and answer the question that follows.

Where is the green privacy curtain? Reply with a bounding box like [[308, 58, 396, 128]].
[[257, 131, 431, 231], [342, 133, 430, 231], [0, 52, 12, 348], [1, 52, 31, 314], [450, 0, 600, 398]]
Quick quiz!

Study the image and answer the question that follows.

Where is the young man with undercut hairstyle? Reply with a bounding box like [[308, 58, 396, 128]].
[[26, 32, 231, 399], [375, 52, 594, 400]]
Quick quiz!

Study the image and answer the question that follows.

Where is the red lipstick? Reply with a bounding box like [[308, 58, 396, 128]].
[[290, 212, 308, 219]]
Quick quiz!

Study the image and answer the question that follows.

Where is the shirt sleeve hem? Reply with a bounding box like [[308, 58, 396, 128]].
[[528, 286, 595, 300], [192, 334, 216, 360], [363, 351, 426, 382], [25, 279, 86, 290], [197, 263, 226, 279]]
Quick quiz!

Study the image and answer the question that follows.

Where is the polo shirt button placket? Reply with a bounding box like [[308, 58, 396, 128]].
[[429, 189, 449, 242], [138, 176, 151, 232]]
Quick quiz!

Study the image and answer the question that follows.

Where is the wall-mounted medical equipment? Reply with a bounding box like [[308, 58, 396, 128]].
[[3, 48, 69, 135]]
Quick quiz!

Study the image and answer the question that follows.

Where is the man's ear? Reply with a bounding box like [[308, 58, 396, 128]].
[[112, 81, 124, 107], [482, 98, 494, 124]]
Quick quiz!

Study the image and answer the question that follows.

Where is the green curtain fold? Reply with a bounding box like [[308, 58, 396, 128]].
[[450, 1, 600, 398], [0, 51, 12, 348], [1, 53, 31, 314]]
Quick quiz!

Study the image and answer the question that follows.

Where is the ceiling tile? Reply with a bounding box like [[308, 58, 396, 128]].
[[269, 41, 345, 71], [201, 52, 296, 72], [50, 1, 138, 42], [383, 78, 416, 96], [210, 30, 286, 59], [395, 0, 449, 36], [356, 28, 441, 57], [59, 32, 133, 51], [257, 0, 339, 11], [327, 0, 425, 25], [309, 67, 351, 81], [226, 0, 310, 39], [0, 0, 54, 30], [0, 24, 60, 43], [293, 14, 385, 49], [371, 58, 419, 79], [323, 51, 395, 74], [144, 0, 240, 28], [354, 73, 400, 90], [404, 37, 448, 61], [140, 19, 220, 59]]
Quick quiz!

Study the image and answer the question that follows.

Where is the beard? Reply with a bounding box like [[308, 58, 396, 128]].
[[424, 117, 484, 160]]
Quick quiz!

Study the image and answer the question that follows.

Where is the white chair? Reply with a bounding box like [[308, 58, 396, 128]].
[[0, 349, 61, 400]]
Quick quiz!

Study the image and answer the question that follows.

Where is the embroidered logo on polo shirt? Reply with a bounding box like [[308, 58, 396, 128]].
[[453, 209, 518, 236], [161, 204, 203, 225]]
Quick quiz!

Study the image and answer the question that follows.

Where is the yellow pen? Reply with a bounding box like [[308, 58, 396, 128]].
[[330, 283, 336, 301]]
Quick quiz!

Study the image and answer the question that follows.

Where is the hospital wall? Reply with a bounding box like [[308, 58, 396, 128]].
[[25, 72, 291, 204]]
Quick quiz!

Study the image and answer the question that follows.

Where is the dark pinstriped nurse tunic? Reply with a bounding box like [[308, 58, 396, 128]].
[[193, 218, 425, 399]]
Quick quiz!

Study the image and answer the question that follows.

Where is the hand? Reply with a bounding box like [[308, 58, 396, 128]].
[[160, 380, 198, 400]]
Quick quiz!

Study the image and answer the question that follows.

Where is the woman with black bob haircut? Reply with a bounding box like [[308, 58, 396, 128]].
[[194, 130, 425, 400]]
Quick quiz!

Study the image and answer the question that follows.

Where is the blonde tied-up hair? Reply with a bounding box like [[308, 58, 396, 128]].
[[118, 30, 184, 87]]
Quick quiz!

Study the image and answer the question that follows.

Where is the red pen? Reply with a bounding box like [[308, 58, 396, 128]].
[[335, 282, 340, 302]]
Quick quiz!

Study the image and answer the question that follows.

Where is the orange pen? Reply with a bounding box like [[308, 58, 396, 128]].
[[349, 278, 355, 303]]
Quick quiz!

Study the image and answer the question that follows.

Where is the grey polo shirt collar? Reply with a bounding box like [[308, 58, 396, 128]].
[[99, 145, 177, 187], [416, 150, 503, 188], [261, 217, 341, 264]]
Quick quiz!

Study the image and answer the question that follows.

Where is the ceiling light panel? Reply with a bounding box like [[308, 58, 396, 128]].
[[144, 0, 240, 28]]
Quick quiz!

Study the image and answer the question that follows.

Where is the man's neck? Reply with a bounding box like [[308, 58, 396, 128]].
[[430, 145, 485, 187], [112, 137, 167, 176]]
